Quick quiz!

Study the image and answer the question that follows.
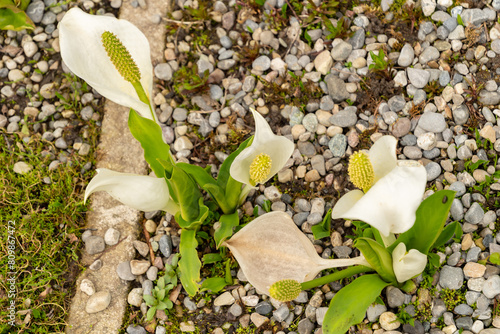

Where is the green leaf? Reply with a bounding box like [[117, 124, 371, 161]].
[[157, 300, 168, 310], [490, 253, 500, 265], [214, 212, 239, 249], [163, 163, 202, 223], [389, 190, 455, 255], [217, 136, 252, 190], [428, 253, 440, 268], [322, 275, 390, 334], [200, 277, 228, 293], [178, 228, 201, 296], [225, 259, 233, 285], [311, 208, 332, 240], [157, 277, 165, 290], [146, 306, 157, 321], [157, 288, 165, 301], [355, 238, 396, 284], [175, 198, 209, 230], [128, 109, 174, 178], [0, 5, 34, 31], [143, 294, 157, 306], [457, 14, 464, 26], [202, 253, 223, 265], [254, 0, 266, 6], [431, 221, 461, 250], [177, 163, 231, 213]]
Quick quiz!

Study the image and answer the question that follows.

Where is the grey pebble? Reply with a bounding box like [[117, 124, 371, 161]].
[[117, 261, 136, 281], [439, 265, 464, 289], [425, 162, 441, 181], [159, 234, 173, 258], [85, 236, 105, 255], [328, 134, 347, 157]]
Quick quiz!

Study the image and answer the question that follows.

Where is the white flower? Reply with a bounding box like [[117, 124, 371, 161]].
[[85, 168, 178, 213], [392, 243, 427, 283], [331, 135, 427, 237], [223, 211, 369, 295], [59, 8, 155, 121], [229, 108, 294, 186]]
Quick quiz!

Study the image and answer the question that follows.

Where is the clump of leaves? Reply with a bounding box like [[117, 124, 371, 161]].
[[369, 49, 394, 80], [143, 254, 180, 321], [172, 64, 210, 98], [236, 39, 261, 68], [423, 81, 444, 99], [324, 16, 351, 40], [440, 288, 466, 311], [260, 71, 323, 106]]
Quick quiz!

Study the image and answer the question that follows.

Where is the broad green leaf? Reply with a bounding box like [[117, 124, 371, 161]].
[[223, 176, 241, 213], [143, 294, 156, 306], [322, 274, 390, 334], [177, 162, 217, 187], [214, 212, 239, 249], [200, 277, 227, 293], [178, 229, 201, 296], [202, 253, 223, 265], [217, 136, 252, 190], [204, 183, 232, 214], [175, 198, 209, 230], [128, 109, 174, 178], [0, 5, 34, 31], [164, 164, 202, 223], [355, 238, 396, 284], [431, 221, 461, 250], [311, 208, 332, 240], [146, 306, 157, 321], [389, 190, 455, 255], [17, 0, 30, 11]]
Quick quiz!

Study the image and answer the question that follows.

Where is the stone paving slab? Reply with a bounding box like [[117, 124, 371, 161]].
[[65, 0, 169, 332]]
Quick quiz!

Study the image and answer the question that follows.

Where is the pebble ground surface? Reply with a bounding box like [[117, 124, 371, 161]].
[[5, 0, 500, 333]]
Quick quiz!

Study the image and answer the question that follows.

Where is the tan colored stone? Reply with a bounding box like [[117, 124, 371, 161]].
[[462, 233, 474, 250], [480, 125, 497, 143], [379, 312, 401, 331], [463, 262, 486, 278]]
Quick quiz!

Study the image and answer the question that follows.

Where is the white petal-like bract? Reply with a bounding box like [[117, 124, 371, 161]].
[[59, 8, 155, 121], [392, 243, 427, 283], [224, 211, 369, 295], [85, 168, 175, 213], [229, 109, 294, 186]]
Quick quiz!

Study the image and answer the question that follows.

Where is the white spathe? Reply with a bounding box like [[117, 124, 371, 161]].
[[223, 211, 369, 295], [59, 8, 155, 121], [331, 136, 427, 237], [229, 108, 294, 186], [85, 168, 178, 213], [392, 243, 427, 283]]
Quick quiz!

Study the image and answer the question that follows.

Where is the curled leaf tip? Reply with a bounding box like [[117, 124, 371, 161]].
[[269, 279, 301, 302], [101, 31, 141, 83], [348, 151, 374, 193], [249, 153, 272, 185]]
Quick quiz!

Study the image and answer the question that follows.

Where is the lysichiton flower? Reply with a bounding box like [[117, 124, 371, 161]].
[[331, 135, 427, 237], [392, 243, 427, 283], [223, 211, 370, 295], [59, 8, 156, 121], [85, 168, 178, 214], [229, 108, 294, 187]]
